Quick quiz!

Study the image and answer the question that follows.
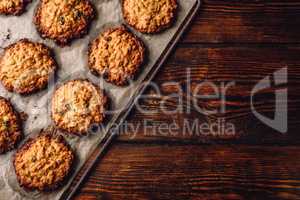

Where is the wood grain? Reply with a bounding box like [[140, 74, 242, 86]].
[[183, 0, 300, 43], [74, 144, 300, 200], [116, 46, 300, 143]]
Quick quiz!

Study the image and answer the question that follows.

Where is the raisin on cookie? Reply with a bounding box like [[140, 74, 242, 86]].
[[122, 0, 178, 33], [51, 80, 107, 135], [88, 26, 145, 86], [0, 39, 57, 95], [34, 0, 95, 46]]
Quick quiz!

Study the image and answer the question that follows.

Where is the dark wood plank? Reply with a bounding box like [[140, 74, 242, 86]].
[[182, 0, 300, 43], [74, 144, 300, 200], [113, 45, 300, 143]]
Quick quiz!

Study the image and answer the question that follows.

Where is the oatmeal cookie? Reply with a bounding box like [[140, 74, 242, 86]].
[[0, 97, 22, 154], [122, 0, 178, 33], [0, 39, 57, 94], [51, 79, 107, 135], [14, 134, 74, 191], [34, 0, 95, 46], [0, 0, 31, 15], [88, 26, 145, 86]]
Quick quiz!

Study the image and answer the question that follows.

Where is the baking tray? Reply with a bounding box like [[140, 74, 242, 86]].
[[62, 1, 201, 199], [0, 0, 201, 199]]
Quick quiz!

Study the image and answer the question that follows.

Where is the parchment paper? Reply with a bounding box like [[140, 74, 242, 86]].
[[0, 0, 197, 199]]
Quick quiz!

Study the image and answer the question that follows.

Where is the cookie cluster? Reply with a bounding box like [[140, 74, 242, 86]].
[[0, 0, 178, 192]]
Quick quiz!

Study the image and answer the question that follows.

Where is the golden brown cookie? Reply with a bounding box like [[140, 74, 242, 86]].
[[14, 134, 74, 191], [122, 0, 178, 33], [0, 97, 22, 154], [0, 0, 31, 15], [0, 39, 57, 95], [51, 79, 107, 135], [34, 0, 95, 46], [88, 27, 145, 86]]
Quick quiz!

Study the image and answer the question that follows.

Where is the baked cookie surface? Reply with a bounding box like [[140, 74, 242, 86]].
[[14, 134, 74, 191], [0, 39, 57, 94], [0, 97, 22, 154], [88, 27, 145, 86], [122, 0, 178, 33], [51, 80, 107, 135], [34, 0, 95, 46], [0, 0, 30, 15]]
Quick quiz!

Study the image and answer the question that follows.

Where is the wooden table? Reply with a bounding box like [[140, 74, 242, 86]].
[[74, 1, 300, 199]]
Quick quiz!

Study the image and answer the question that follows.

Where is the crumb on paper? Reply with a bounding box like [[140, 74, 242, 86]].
[[0, 29, 11, 49], [19, 112, 28, 121]]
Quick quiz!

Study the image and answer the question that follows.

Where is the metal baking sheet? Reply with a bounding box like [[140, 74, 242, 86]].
[[0, 0, 201, 199]]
